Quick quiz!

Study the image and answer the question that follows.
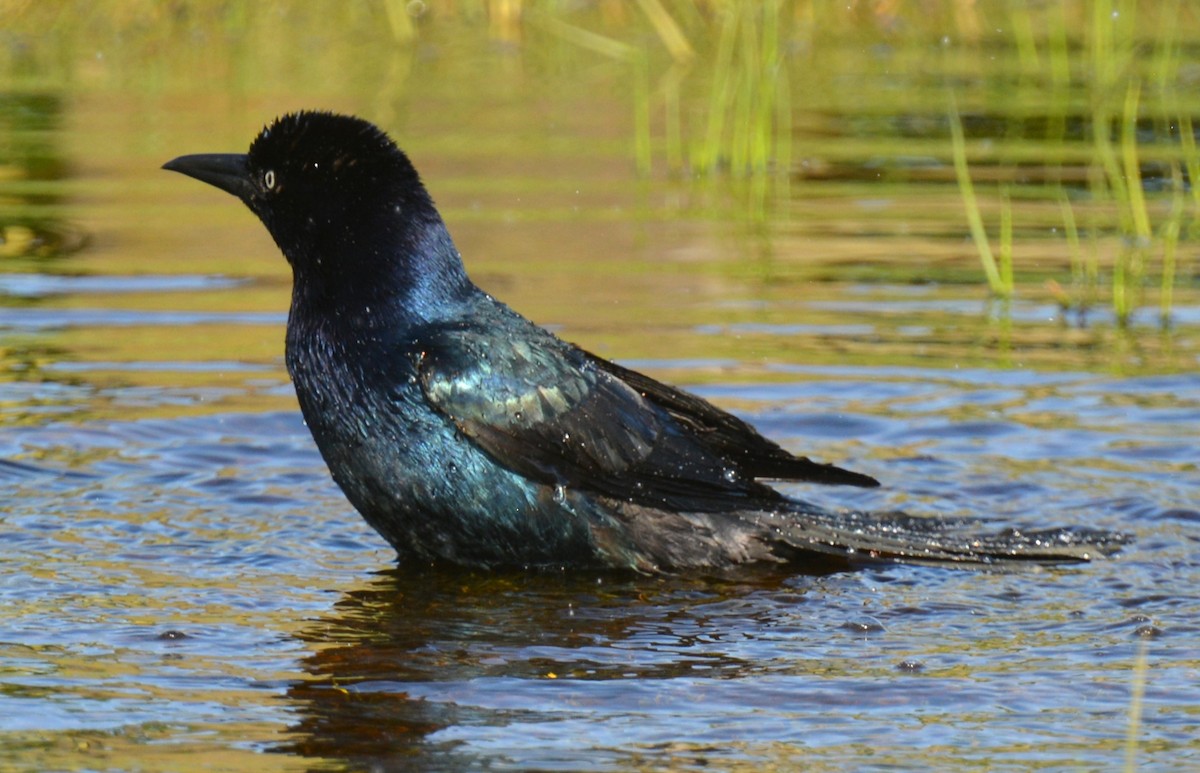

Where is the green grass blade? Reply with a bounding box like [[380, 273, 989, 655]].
[[949, 101, 1007, 297]]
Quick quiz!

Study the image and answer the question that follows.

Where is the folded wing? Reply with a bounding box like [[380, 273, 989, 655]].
[[417, 323, 875, 512]]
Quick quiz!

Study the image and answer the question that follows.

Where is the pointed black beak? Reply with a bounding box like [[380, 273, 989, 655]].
[[162, 153, 255, 200]]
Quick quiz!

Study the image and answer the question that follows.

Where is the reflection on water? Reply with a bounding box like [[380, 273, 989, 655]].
[[0, 93, 87, 262], [1, 373, 1195, 770], [1, 3, 1198, 771], [282, 539, 1197, 771]]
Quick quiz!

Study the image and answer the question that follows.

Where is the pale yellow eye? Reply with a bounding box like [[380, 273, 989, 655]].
[[263, 170, 276, 189]]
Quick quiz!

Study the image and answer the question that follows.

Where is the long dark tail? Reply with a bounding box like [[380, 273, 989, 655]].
[[749, 503, 1132, 566]]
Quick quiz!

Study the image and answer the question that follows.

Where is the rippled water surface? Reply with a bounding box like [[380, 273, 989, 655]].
[[2, 4, 1199, 771]]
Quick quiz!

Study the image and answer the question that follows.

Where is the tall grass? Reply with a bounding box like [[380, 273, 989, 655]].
[[4, 0, 1195, 326], [949, 102, 1013, 298], [541, 0, 1193, 325], [948, 0, 1193, 326]]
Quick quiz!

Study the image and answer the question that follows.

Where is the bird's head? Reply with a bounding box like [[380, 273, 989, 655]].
[[164, 111, 467, 311]]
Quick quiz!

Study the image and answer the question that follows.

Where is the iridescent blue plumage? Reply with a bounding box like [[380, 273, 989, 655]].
[[162, 111, 1130, 572]]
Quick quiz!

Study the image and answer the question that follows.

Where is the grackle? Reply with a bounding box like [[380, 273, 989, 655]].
[[163, 111, 1128, 572]]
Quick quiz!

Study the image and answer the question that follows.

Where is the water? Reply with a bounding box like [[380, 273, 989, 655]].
[[2, 4, 1199, 770]]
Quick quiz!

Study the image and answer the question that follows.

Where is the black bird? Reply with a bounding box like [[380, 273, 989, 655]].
[[163, 111, 1127, 572]]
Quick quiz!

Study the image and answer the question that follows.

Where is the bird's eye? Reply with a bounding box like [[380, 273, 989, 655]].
[[263, 170, 276, 190]]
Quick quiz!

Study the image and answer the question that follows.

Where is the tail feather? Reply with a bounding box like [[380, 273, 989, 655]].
[[752, 504, 1132, 566]]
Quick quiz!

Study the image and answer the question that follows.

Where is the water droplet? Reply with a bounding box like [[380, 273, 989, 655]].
[[841, 616, 886, 634], [722, 468, 738, 483], [552, 484, 566, 504]]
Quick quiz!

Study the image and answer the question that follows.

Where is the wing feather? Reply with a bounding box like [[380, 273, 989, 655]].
[[417, 323, 876, 512]]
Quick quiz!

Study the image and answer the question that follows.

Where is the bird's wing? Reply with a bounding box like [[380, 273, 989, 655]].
[[588, 354, 879, 488], [417, 324, 673, 494], [416, 322, 873, 511]]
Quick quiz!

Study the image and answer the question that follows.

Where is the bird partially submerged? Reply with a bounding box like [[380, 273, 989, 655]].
[[163, 111, 1130, 573]]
